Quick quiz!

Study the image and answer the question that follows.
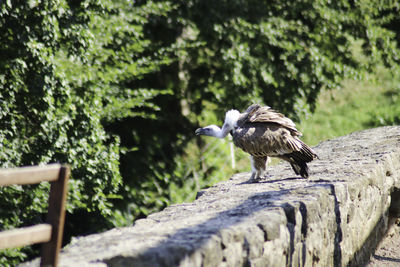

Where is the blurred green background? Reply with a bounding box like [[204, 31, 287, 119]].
[[1, 0, 399, 265]]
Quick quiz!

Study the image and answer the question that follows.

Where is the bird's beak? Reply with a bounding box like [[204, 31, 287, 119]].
[[195, 128, 203, 135]]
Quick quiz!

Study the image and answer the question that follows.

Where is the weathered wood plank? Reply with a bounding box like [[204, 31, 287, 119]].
[[0, 224, 52, 249], [40, 165, 70, 267], [0, 164, 62, 186]]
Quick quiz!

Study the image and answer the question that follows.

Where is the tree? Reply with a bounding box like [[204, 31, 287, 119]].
[[177, 0, 399, 118], [111, 0, 400, 223], [0, 0, 178, 264], [0, 1, 122, 264]]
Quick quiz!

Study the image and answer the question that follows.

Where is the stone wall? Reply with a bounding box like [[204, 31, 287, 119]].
[[22, 126, 400, 267]]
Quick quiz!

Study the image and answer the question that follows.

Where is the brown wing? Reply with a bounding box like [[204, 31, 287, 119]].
[[238, 104, 301, 136], [232, 123, 303, 158]]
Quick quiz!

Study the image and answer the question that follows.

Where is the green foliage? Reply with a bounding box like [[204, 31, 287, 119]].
[[109, 0, 400, 226], [365, 70, 400, 127], [299, 66, 400, 146], [177, 0, 400, 118], [0, 0, 178, 264], [0, 1, 123, 264]]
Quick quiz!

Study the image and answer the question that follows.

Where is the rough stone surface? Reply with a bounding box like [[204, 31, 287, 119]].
[[21, 126, 400, 267], [366, 217, 400, 266]]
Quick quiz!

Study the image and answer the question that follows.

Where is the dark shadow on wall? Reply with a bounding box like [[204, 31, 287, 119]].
[[346, 211, 389, 267], [102, 178, 393, 267], [372, 255, 400, 263], [104, 188, 295, 266], [102, 180, 347, 267], [329, 184, 343, 267], [348, 189, 400, 266]]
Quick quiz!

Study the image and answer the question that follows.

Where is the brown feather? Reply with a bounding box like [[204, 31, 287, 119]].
[[238, 104, 301, 136], [232, 104, 318, 179], [232, 123, 303, 157]]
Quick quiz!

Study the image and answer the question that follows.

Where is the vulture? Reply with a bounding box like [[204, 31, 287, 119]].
[[195, 104, 318, 181]]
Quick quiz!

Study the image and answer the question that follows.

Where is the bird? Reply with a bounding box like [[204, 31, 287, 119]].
[[195, 104, 318, 181]]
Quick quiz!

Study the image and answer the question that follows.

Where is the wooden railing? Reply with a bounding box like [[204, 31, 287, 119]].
[[0, 164, 70, 267]]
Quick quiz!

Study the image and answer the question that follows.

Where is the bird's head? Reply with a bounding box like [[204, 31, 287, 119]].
[[195, 125, 221, 137], [195, 109, 240, 139]]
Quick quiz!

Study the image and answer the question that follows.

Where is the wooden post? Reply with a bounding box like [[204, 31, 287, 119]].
[[40, 166, 70, 267]]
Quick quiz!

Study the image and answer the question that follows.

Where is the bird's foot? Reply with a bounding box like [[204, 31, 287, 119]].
[[248, 172, 262, 183], [248, 178, 261, 183], [250, 170, 272, 182]]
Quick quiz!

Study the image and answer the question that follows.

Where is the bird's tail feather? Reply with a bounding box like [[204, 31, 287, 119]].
[[290, 161, 309, 178], [291, 141, 318, 162], [284, 141, 317, 178]]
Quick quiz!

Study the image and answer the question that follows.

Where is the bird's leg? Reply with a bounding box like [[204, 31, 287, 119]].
[[249, 170, 260, 183], [259, 166, 269, 179], [259, 156, 270, 179], [249, 171, 256, 182], [249, 156, 258, 182], [249, 156, 270, 181], [259, 169, 266, 179]]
